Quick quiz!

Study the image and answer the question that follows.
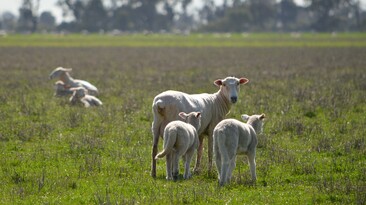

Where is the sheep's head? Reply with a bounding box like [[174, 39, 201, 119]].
[[214, 76, 249, 104], [70, 87, 88, 99], [241, 113, 266, 134], [49, 67, 72, 80], [179, 112, 202, 131]]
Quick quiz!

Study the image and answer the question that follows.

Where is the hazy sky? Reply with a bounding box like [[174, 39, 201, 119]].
[[1, 0, 365, 24]]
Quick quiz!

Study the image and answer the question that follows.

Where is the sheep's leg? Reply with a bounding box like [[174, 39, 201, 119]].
[[166, 153, 173, 180], [207, 129, 214, 173], [247, 151, 257, 181], [193, 136, 204, 173], [151, 122, 160, 178]]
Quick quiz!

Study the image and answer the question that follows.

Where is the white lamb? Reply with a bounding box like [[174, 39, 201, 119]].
[[49, 67, 99, 96], [151, 76, 249, 178], [213, 113, 265, 186], [69, 87, 103, 107], [155, 112, 201, 180], [53, 81, 73, 97]]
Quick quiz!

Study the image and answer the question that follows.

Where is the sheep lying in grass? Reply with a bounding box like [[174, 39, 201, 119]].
[[213, 113, 265, 186], [53, 81, 73, 97], [151, 76, 249, 178], [155, 112, 201, 181], [49, 67, 99, 96], [69, 87, 103, 107]]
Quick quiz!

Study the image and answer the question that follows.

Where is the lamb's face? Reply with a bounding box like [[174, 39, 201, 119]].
[[215, 77, 249, 104], [72, 87, 87, 98], [49, 67, 72, 80], [179, 112, 202, 131], [241, 114, 265, 134]]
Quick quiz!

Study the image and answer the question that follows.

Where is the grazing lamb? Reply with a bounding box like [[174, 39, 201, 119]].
[[69, 87, 103, 107], [53, 81, 73, 97], [49, 67, 99, 96], [155, 112, 201, 180], [151, 76, 249, 178], [213, 113, 265, 186]]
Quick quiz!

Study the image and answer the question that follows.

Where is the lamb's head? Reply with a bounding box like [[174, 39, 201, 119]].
[[241, 113, 266, 134], [70, 87, 88, 99], [214, 76, 249, 104], [49, 67, 72, 80], [179, 112, 202, 131]]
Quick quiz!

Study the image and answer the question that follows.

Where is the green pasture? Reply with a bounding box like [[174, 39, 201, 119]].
[[0, 36, 365, 204], [1, 32, 366, 47]]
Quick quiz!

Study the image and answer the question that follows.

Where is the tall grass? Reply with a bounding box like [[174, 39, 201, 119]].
[[0, 42, 365, 204]]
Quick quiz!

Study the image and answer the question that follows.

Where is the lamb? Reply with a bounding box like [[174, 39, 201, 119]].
[[151, 76, 249, 178], [155, 112, 201, 180], [69, 87, 103, 107], [49, 67, 99, 96], [53, 81, 73, 97], [213, 113, 265, 186]]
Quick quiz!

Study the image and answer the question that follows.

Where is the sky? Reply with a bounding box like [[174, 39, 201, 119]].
[[1, 0, 366, 24]]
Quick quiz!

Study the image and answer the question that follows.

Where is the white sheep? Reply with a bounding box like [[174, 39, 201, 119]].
[[53, 80, 73, 97], [49, 67, 99, 96], [155, 111, 201, 180], [151, 76, 249, 178], [69, 87, 103, 107], [213, 113, 265, 186]]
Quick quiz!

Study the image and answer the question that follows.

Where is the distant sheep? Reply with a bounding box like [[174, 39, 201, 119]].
[[49, 67, 99, 96], [151, 76, 249, 178], [155, 112, 201, 180], [53, 81, 73, 97], [69, 87, 103, 107], [213, 113, 265, 186]]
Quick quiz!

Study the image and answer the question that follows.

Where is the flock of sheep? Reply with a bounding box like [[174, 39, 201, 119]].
[[49, 67, 102, 107], [49, 68, 265, 186], [151, 76, 266, 186]]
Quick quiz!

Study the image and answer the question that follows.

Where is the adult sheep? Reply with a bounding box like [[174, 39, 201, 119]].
[[151, 76, 249, 178], [213, 113, 265, 186], [49, 67, 99, 96]]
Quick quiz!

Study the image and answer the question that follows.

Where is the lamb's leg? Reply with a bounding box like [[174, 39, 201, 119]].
[[166, 153, 173, 180], [183, 149, 195, 179], [227, 157, 236, 183], [248, 151, 257, 181], [193, 135, 204, 173], [220, 161, 230, 186], [172, 152, 180, 181], [214, 143, 222, 181]]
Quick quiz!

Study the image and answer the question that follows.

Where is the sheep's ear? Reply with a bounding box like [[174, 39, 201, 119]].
[[239, 78, 249, 85], [259, 113, 266, 120], [195, 112, 201, 118], [63, 68, 72, 72], [179, 112, 187, 119], [241, 114, 250, 121], [214, 79, 223, 87]]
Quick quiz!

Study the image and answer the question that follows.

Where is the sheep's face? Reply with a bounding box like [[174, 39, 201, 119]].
[[49, 67, 72, 80], [179, 112, 201, 131], [214, 77, 249, 104], [242, 114, 265, 134]]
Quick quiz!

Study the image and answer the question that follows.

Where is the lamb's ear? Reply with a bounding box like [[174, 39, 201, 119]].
[[239, 78, 249, 85], [70, 87, 78, 91], [195, 112, 201, 118], [241, 114, 250, 121], [179, 112, 187, 119], [63, 67, 72, 72], [214, 79, 223, 87], [259, 113, 266, 120]]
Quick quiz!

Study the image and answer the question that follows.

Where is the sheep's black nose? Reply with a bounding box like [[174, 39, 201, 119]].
[[231, 96, 237, 103]]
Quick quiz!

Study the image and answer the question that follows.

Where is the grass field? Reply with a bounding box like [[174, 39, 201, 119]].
[[0, 34, 365, 204]]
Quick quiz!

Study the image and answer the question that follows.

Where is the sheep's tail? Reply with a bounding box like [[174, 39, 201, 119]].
[[153, 99, 165, 116], [215, 129, 226, 158], [155, 128, 177, 159]]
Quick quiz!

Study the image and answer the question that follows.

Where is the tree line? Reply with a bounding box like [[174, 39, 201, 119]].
[[1, 0, 366, 33]]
